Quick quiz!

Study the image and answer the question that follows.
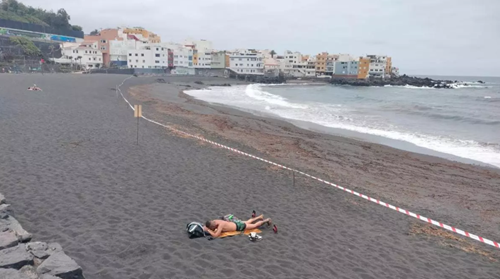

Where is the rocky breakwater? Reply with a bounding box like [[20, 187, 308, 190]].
[[330, 75, 467, 88], [0, 193, 85, 279]]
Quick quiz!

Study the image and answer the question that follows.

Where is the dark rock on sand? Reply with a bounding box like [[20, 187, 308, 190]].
[[194, 81, 204, 85], [477, 80, 485, 84], [37, 252, 84, 279], [40, 274, 63, 279], [26, 242, 49, 259], [0, 268, 32, 279], [209, 83, 231, 86], [330, 74, 454, 88], [0, 231, 18, 250], [0, 244, 34, 269], [0, 216, 32, 242], [0, 194, 4, 205]]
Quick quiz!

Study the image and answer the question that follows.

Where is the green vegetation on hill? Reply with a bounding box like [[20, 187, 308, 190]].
[[9, 36, 41, 57], [0, 0, 82, 31]]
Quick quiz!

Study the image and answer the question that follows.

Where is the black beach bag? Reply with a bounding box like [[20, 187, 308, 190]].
[[186, 222, 207, 238]]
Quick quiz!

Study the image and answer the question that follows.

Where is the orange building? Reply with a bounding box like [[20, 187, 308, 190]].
[[84, 28, 122, 67], [357, 57, 370, 79], [123, 27, 161, 43], [225, 54, 230, 68], [315, 52, 328, 75]]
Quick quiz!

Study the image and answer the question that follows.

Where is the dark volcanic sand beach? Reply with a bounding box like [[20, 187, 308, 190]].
[[0, 74, 499, 279]]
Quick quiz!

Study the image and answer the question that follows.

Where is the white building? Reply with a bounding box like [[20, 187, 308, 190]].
[[279, 50, 314, 77], [367, 55, 389, 78], [195, 50, 212, 68], [229, 50, 264, 75], [184, 38, 213, 52], [57, 41, 103, 69], [264, 58, 280, 70], [109, 39, 140, 68], [127, 44, 169, 69]]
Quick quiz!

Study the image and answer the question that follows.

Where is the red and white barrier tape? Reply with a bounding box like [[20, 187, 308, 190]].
[[117, 77, 500, 250]]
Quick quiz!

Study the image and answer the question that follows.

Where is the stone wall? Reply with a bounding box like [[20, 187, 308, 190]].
[[0, 193, 85, 279]]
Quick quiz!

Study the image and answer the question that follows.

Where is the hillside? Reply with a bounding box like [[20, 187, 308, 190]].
[[0, 9, 48, 26], [0, 0, 82, 31]]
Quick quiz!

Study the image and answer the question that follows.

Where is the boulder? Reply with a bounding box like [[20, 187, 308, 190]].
[[47, 243, 63, 255], [0, 217, 32, 242], [0, 268, 33, 279], [0, 204, 10, 219], [0, 231, 18, 250], [37, 252, 84, 279], [26, 242, 49, 259], [19, 265, 38, 279], [0, 244, 34, 269], [0, 194, 5, 205]]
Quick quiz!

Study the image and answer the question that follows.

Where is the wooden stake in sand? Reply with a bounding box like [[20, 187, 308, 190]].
[[134, 105, 142, 145]]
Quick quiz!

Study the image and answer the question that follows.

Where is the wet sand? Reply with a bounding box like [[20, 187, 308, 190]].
[[0, 74, 499, 279]]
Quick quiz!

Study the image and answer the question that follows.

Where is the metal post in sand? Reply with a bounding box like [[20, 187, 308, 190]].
[[134, 105, 142, 145]]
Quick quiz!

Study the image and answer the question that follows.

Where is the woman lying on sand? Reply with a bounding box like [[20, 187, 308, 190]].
[[203, 215, 271, 238]]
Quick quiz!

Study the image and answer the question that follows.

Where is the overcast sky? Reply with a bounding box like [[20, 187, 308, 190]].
[[22, 0, 500, 76]]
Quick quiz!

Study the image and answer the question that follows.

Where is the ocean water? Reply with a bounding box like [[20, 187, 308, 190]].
[[185, 76, 500, 168]]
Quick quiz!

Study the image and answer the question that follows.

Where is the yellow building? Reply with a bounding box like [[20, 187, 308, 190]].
[[386, 57, 392, 75], [315, 52, 328, 75], [123, 27, 161, 43], [358, 57, 370, 79], [193, 50, 198, 66]]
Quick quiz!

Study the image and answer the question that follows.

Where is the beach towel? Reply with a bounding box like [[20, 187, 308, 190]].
[[218, 228, 262, 238]]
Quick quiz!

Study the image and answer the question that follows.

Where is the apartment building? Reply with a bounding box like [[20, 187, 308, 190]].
[[127, 44, 169, 69], [59, 41, 103, 69], [229, 50, 264, 75], [84, 28, 125, 67], [332, 60, 359, 78], [211, 51, 227, 69], [315, 52, 329, 75], [367, 55, 391, 78], [358, 57, 370, 79]]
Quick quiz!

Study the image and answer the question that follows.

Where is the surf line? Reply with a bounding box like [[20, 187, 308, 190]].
[[116, 76, 500, 250]]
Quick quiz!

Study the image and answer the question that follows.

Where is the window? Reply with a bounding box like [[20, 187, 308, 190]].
[[142, 66, 144, 68], [155, 60, 160, 64], [93, 58, 96, 61], [89, 58, 91, 61], [136, 60, 138, 62], [101, 39, 106, 43], [141, 54, 144, 57], [155, 54, 160, 57], [99, 58, 101, 61], [129, 53, 132, 56], [85, 51, 88, 54], [101, 46, 106, 50], [156, 48, 159, 51], [135, 53, 138, 56], [143, 60, 145, 63], [129, 59, 132, 62]]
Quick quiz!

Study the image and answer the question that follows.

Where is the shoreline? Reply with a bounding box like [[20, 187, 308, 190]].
[[127, 76, 500, 242], [184, 81, 497, 169]]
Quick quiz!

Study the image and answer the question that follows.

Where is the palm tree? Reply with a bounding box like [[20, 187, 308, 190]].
[[270, 50, 276, 58]]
